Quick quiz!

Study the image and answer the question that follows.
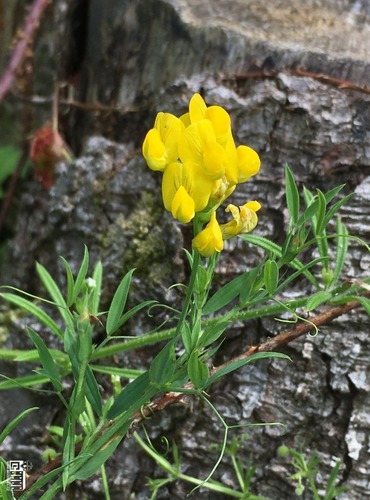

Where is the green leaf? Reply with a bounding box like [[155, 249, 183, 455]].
[[0, 407, 38, 445], [107, 371, 152, 419], [305, 291, 332, 312], [239, 264, 263, 304], [199, 321, 229, 348], [285, 165, 300, 225], [240, 235, 319, 288], [354, 296, 370, 316], [60, 256, 75, 307], [73, 431, 126, 481], [108, 300, 157, 333], [106, 269, 135, 335], [276, 257, 326, 292], [84, 366, 103, 416], [0, 373, 50, 390], [187, 350, 209, 389], [149, 340, 176, 386], [264, 259, 279, 295], [324, 184, 346, 204], [36, 262, 75, 333], [314, 189, 327, 235], [0, 292, 64, 339], [298, 199, 318, 226], [205, 352, 290, 388], [91, 365, 144, 379], [90, 261, 103, 315], [203, 274, 246, 315], [28, 327, 63, 391], [181, 322, 193, 354], [62, 415, 75, 489], [322, 193, 354, 229], [72, 245, 89, 304], [333, 219, 349, 285]]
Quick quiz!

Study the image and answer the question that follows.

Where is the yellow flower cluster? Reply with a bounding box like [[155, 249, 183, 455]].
[[142, 93, 261, 256]]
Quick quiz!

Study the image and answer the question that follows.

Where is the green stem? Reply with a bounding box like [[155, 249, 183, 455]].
[[101, 464, 111, 500], [175, 249, 201, 337]]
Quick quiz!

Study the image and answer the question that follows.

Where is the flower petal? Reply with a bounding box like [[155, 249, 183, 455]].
[[142, 129, 167, 171], [171, 186, 195, 223], [189, 93, 207, 123], [205, 105, 231, 145], [236, 145, 261, 182], [221, 202, 260, 239], [192, 212, 224, 257]]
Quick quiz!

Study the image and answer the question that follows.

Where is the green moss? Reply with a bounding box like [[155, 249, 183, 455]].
[[120, 192, 168, 277], [0, 308, 25, 345]]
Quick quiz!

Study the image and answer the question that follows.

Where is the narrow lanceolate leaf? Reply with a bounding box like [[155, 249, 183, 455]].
[[264, 259, 279, 295], [72, 429, 128, 481], [305, 291, 333, 312], [60, 256, 75, 307], [285, 164, 300, 225], [28, 327, 63, 392], [149, 340, 176, 386], [84, 366, 103, 416], [0, 293, 64, 339], [187, 350, 209, 389], [36, 262, 66, 307], [353, 296, 370, 316], [333, 219, 349, 285], [324, 184, 346, 204], [0, 374, 50, 390], [72, 245, 89, 304], [240, 234, 319, 288], [107, 371, 152, 419], [106, 269, 135, 335], [314, 189, 327, 235], [90, 261, 103, 314], [205, 352, 291, 388], [203, 273, 246, 315], [0, 407, 38, 446], [109, 300, 157, 332], [322, 193, 354, 229], [199, 321, 229, 348], [36, 262, 74, 332]]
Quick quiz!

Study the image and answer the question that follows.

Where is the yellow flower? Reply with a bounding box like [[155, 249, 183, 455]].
[[162, 161, 219, 223], [224, 136, 260, 186], [192, 211, 224, 257], [142, 112, 184, 171], [179, 119, 226, 180], [142, 93, 261, 237], [220, 201, 261, 240]]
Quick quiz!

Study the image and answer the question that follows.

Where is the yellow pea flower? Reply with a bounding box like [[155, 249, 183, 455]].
[[162, 161, 219, 223], [189, 93, 231, 145], [179, 119, 226, 180], [224, 136, 261, 186], [236, 145, 261, 183], [142, 112, 184, 171], [192, 211, 224, 257], [220, 201, 261, 240]]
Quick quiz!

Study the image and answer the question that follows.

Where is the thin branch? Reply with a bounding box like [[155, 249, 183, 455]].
[[0, 0, 51, 103]]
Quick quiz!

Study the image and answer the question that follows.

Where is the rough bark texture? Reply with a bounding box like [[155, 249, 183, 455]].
[[1, 0, 370, 498]]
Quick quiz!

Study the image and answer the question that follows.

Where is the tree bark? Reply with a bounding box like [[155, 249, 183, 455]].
[[1, 0, 370, 498]]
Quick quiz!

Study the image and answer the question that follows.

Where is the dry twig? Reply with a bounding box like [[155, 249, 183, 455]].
[[0, 0, 51, 102]]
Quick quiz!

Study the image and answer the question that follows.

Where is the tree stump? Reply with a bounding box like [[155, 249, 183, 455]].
[[1, 0, 370, 498]]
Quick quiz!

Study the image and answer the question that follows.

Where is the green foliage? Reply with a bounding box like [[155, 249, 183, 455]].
[[277, 446, 347, 499], [0, 167, 366, 497]]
